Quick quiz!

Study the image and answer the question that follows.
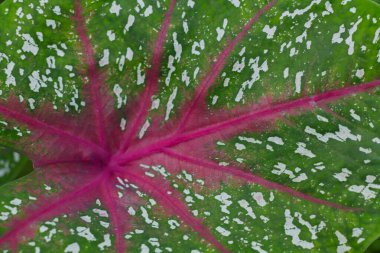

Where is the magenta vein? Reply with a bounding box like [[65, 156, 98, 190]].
[[175, 0, 277, 132], [162, 148, 359, 211], [120, 0, 177, 152], [74, 0, 109, 149], [0, 104, 106, 157], [0, 174, 103, 246], [119, 169, 232, 253]]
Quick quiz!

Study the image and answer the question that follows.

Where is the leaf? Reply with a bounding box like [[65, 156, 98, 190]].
[[0, 0, 379, 252]]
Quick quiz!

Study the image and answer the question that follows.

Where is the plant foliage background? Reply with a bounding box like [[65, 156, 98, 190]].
[[0, 0, 379, 252]]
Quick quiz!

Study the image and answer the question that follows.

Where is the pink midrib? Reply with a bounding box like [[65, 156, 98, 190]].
[[100, 177, 126, 253], [74, 0, 108, 149], [0, 104, 106, 158], [0, 174, 103, 246], [161, 148, 360, 211], [116, 80, 380, 165], [120, 170, 231, 253], [175, 0, 278, 132], [119, 0, 177, 153]]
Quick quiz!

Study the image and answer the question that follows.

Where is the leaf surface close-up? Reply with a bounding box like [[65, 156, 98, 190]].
[[0, 0, 379, 252]]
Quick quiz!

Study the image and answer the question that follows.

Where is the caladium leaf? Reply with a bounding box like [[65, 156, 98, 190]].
[[0, 0, 379, 252]]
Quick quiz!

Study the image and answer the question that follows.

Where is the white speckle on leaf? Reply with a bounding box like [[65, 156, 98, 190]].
[[140, 244, 149, 253], [284, 209, 325, 249], [295, 71, 304, 93], [216, 226, 231, 236], [322, 1, 334, 16], [80, 215, 91, 223], [110, 1, 122, 16], [137, 0, 145, 8], [333, 168, 352, 182], [305, 125, 361, 143], [113, 84, 125, 109], [165, 56, 176, 85], [238, 199, 256, 219], [125, 47, 133, 61], [46, 56, 56, 69], [316, 114, 329, 122], [191, 40, 205, 55], [21, 34, 39, 55], [124, 15, 135, 33], [93, 208, 108, 217], [348, 175, 380, 200], [151, 98, 160, 110], [280, 0, 321, 19], [173, 32, 182, 61], [227, 0, 240, 7], [137, 63, 145, 85], [47, 44, 65, 57], [183, 20, 189, 34], [212, 95, 218, 105], [52, 6, 61, 15], [345, 18, 362, 55], [128, 207, 136, 216], [165, 87, 178, 121], [352, 228, 363, 238], [359, 147, 372, 154], [64, 243, 80, 253], [215, 192, 232, 214], [355, 69, 364, 79], [335, 231, 351, 253], [187, 0, 195, 8], [140, 207, 159, 228], [235, 89, 244, 102], [46, 19, 57, 29], [107, 30, 116, 41], [5, 61, 16, 86], [98, 234, 112, 250], [216, 19, 228, 41], [235, 57, 268, 102], [144, 5, 153, 17], [349, 109, 361, 121], [28, 71, 47, 92], [99, 49, 110, 67], [168, 219, 180, 229], [262, 25, 277, 39], [138, 120, 150, 139], [251, 192, 267, 207], [0, 211, 10, 221], [232, 57, 245, 73], [235, 143, 246, 151], [251, 241, 268, 253], [283, 67, 289, 78], [332, 25, 345, 44], [272, 162, 307, 183], [44, 228, 57, 242], [268, 136, 284, 145], [373, 27, 380, 44], [76, 227, 96, 241], [182, 70, 190, 86], [10, 198, 22, 206], [295, 142, 315, 158]]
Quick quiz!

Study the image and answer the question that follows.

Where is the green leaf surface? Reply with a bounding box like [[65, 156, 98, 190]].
[[0, 0, 379, 252], [0, 147, 32, 186]]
